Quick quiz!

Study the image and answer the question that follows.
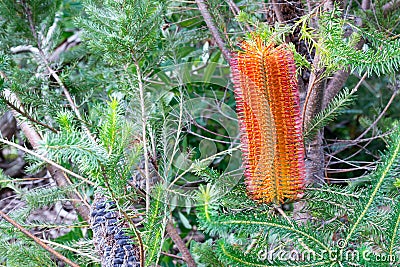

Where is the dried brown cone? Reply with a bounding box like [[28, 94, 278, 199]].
[[90, 192, 140, 267]]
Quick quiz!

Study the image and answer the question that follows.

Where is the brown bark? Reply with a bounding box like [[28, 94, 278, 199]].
[[303, 66, 326, 185], [166, 221, 197, 267], [322, 39, 365, 109], [383, 0, 400, 16]]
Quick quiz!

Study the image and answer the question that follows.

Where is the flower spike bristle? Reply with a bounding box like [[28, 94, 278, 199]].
[[230, 36, 305, 204]]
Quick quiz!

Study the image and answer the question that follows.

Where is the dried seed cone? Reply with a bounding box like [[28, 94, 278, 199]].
[[130, 157, 159, 191], [231, 36, 305, 204], [90, 192, 140, 267]]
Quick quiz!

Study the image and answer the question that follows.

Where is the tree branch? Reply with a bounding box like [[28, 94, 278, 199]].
[[383, 0, 400, 16], [0, 209, 81, 267], [322, 39, 365, 109], [195, 0, 231, 62], [166, 220, 197, 267], [132, 58, 151, 215], [2, 97, 57, 133], [0, 86, 90, 222], [272, 0, 285, 23], [225, 0, 252, 32]]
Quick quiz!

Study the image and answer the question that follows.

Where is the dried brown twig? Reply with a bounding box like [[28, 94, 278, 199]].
[[195, 0, 231, 62]]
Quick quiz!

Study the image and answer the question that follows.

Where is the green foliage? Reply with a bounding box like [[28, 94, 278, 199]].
[[305, 87, 356, 142], [302, 8, 400, 76], [142, 184, 167, 266], [21, 186, 71, 209], [0, 241, 56, 267], [77, 0, 165, 64], [191, 240, 225, 267], [99, 97, 123, 154], [195, 125, 400, 266], [0, 0, 62, 48], [39, 130, 107, 177]]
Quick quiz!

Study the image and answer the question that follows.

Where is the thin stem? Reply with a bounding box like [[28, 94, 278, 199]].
[[195, 0, 231, 62], [165, 94, 185, 181], [40, 55, 95, 141], [0, 138, 94, 186], [41, 239, 100, 263], [167, 145, 241, 189], [133, 58, 151, 215], [330, 86, 397, 157], [20, 0, 94, 142], [225, 0, 252, 32], [273, 204, 294, 227], [389, 205, 400, 256], [271, 0, 284, 23], [3, 98, 57, 133], [0, 209, 81, 267]]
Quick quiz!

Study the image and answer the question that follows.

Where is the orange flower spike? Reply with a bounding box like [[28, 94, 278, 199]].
[[230, 36, 305, 204]]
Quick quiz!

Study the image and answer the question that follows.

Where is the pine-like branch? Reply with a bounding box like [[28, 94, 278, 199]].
[[0, 209, 80, 267], [1, 89, 90, 221], [304, 87, 356, 142]]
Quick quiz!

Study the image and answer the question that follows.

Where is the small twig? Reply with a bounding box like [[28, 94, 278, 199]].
[[161, 251, 184, 260], [273, 204, 294, 227], [132, 58, 151, 215], [0, 209, 80, 267], [10, 45, 39, 54], [195, 0, 231, 62], [0, 137, 95, 186], [20, 0, 39, 48], [166, 220, 197, 267], [49, 31, 81, 62], [41, 239, 100, 263], [3, 98, 57, 133], [329, 87, 397, 157], [325, 130, 393, 143], [225, 0, 240, 15], [355, 89, 398, 141], [225, 0, 252, 32], [19, 0, 94, 142], [41, 58, 95, 141], [167, 145, 241, 189]]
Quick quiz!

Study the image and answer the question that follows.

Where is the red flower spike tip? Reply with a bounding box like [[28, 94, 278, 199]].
[[230, 36, 305, 204]]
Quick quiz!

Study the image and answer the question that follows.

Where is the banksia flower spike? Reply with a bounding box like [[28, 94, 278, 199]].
[[231, 36, 305, 204]]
